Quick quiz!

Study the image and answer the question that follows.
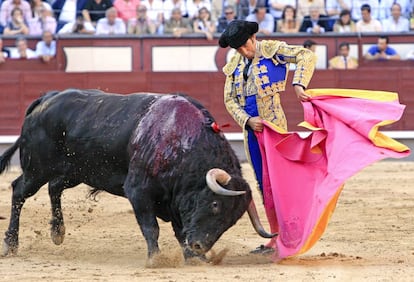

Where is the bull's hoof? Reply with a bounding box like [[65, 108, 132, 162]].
[[51, 225, 65, 245], [2, 240, 18, 257]]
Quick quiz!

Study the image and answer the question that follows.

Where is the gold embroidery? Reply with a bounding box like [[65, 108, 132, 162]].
[[259, 64, 268, 73], [261, 75, 270, 85], [224, 40, 315, 131], [223, 53, 242, 75]]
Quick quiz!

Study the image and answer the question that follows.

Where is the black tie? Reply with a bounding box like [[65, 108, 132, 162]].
[[243, 59, 252, 81]]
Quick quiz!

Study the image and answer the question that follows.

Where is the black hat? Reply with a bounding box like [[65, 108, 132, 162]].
[[218, 20, 259, 49]]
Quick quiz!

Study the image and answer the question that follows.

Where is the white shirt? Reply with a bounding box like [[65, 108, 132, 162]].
[[268, 0, 296, 19], [356, 18, 382, 32], [186, 0, 211, 19], [163, 0, 188, 21], [378, 0, 411, 20], [325, 0, 352, 19], [58, 21, 96, 34], [245, 13, 275, 33], [59, 0, 77, 23], [35, 40, 57, 56], [141, 0, 165, 24], [96, 18, 127, 34], [382, 16, 410, 32], [351, 0, 379, 20], [10, 48, 37, 59]]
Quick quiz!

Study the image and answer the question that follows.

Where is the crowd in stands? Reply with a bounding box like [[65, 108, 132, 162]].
[[0, 0, 413, 62], [0, 0, 413, 36]]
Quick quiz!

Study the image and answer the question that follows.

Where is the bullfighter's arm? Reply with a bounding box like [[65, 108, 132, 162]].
[[262, 41, 317, 89], [223, 74, 250, 129], [282, 45, 316, 88]]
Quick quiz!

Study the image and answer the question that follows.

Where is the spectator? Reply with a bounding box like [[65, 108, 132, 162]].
[[377, 0, 410, 20], [329, 42, 358, 69], [53, 0, 88, 33], [211, 0, 237, 23], [276, 4, 300, 33], [35, 30, 56, 63], [296, 0, 326, 22], [411, 12, 414, 31], [355, 4, 382, 32], [113, 0, 141, 23], [351, 0, 378, 21], [163, 7, 192, 37], [299, 4, 331, 33], [394, 0, 411, 18], [9, 37, 37, 59], [96, 7, 126, 34], [303, 39, 317, 52], [30, 0, 53, 19], [193, 6, 216, 40], [28, 7, 57, 35], [186, 0, 211, 20], [0, 38, 9, 64], [333, 9, 356, 32], [364, 35, 400, 61], [0, 0, 32, 28], [82, 0, 113, 26], [245, 5, 274, 35], [140, 0, 164, 33], [268, 0, 296, 21], [381, 3, 409, 32], [127, 4, 156, 34], [3, 7, 30, 35], [238, 0, 266, 20], [405, 49, 414, 60], [217, 5, 237, 33], [326, 0, 352, 21], [58, 14, 96, 34], [162, 0, 188, 22]]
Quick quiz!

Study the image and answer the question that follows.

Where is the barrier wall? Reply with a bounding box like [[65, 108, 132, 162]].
[[0, 33, 413, 136]]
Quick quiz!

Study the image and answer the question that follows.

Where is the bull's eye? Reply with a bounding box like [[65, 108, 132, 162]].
[[211, 201, 220, 214]]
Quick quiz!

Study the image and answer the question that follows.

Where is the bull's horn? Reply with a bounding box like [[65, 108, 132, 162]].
[[247, 200, 278, 238], [206, 168, 246, 196]]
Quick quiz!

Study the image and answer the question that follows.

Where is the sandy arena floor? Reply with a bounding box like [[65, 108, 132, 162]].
[[0, 161, 413, 281]]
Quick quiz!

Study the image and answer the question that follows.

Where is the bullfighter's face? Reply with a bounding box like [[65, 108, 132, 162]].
[[237, 35, 257, 60]]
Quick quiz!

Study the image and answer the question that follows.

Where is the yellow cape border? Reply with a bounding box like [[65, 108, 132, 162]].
[[306, 88, 399, 102]]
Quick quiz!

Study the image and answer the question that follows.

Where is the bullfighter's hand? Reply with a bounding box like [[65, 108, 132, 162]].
[[294, 85, 311, 101], [247, 116, 264, 132]]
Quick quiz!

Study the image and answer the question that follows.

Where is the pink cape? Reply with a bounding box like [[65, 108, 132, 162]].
[[255, 89, 411, 259]]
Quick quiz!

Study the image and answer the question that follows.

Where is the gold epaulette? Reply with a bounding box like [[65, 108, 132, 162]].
[[260, 40, 287, 59], [223, 53, 243, 75]]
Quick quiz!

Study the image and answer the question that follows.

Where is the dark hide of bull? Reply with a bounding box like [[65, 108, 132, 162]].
[[0, 89, 253, 260]]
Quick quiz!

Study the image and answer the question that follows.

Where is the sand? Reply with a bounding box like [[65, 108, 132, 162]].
[[0, 161, 413, 281]]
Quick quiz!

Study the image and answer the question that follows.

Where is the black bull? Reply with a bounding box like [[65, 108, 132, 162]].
[[0, 89, 275, 260]]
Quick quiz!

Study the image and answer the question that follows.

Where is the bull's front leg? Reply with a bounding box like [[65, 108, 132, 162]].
[[123, 172, 160, 258]]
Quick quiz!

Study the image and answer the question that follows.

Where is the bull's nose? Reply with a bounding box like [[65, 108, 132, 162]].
[[192, 241, 202, 250], [190, 241, 206, 254]]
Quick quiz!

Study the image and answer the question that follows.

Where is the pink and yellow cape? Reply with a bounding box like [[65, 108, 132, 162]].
[[255, 89, 411, 260]]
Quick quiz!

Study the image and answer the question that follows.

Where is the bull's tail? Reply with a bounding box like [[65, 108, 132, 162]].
[[0, 137, 20, 174]]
